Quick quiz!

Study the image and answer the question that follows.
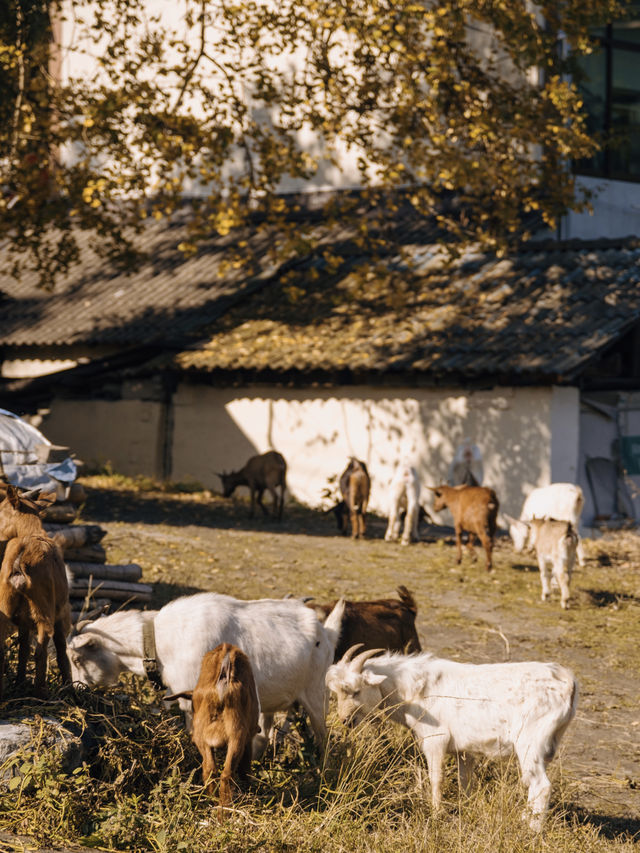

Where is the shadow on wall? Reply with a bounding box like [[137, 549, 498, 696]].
[[171, 387, 552, 522], [362, 391, 550, 524]]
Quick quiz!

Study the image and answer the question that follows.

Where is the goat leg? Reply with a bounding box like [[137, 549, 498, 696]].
[[33, 622, 50, 697], [454, 525, 463, 564], [255, 489, 269, 516], [200, 743, 218, 796], [53, 621, 72, 687]]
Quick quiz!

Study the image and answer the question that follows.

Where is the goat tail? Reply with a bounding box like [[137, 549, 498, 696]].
[[9, 554, 29, 591], [396, 585, 417, 615]]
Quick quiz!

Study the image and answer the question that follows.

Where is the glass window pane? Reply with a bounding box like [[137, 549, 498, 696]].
[[609, 47, 640, 179], [575, 48, 608, 176], [612, 4, 640, 44]]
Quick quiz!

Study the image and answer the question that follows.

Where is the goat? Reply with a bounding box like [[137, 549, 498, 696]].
[[338, 458, 370, 539], [527, 519, 578, 609], [166, 643, 260, 820], [428, 484, 499, 571], [326, 645, 578, 831], [67, 592, 345, 757], [311, 585, 421, 661], [506, 483, 585, 567], [385, 464, 421, 545], [0, 486, 72, 698], [218, 451, 287, 520]]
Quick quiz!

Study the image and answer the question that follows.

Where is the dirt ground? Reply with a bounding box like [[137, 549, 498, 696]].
[[78, 480, 640, 840]]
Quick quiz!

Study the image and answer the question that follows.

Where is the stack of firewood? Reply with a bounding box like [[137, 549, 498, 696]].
[[42, 490, 152, 620]]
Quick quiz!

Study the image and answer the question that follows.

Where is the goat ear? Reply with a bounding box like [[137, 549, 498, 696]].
[[36, 492, 57, 507], [325, 667, 339, 692], [363, 671, 386, 687], [165, 691, 193, 702], [6, 485, 20, 508]]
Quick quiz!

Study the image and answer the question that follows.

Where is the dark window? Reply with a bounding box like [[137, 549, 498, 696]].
[[575, 10, 640, 182]]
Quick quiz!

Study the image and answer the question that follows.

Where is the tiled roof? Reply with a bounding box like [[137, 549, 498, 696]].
[[0, 212, 283, 347], [0, 194, 443, 349], [170, 237, 640, 383], [2, 197, 639, 386]]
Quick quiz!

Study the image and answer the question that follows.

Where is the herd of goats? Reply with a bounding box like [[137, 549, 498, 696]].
[[0, 441, 588, 829]]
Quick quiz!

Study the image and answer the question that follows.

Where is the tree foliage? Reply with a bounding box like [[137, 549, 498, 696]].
[[0, 0, 628, 286]]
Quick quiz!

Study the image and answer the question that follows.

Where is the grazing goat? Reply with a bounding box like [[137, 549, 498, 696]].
[[527, 519, 578, 609], [326, 646, 578, 831], [166, 643, 260, 820], [311, 586, 421, 661], [429, 484, 499, 571], [338, 458, 370, 539], [506, 483, 585, 567], [219, 450, 287, 519], [67, 592, 344, 757], [385, 465, 421, 545], [0, 486, 71, 698]]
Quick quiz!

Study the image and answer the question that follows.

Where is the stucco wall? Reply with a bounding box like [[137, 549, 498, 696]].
[[171, 383, 570, 522], [42, 398, 166, 478]]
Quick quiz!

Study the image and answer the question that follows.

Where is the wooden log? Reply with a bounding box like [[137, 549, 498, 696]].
[[40, 502, 78, 523], [70, 579, 153, 601], [71, 598, 112, 619], [66, 562, 142, 582], [68, 483, 87, 506], [43, 523, 107, 547], [63, 544, 107, 564]]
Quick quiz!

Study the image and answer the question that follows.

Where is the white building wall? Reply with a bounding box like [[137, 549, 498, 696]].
[[561, 176, 640, 240], [550, 385, 581, 483], [170, 383, 559, 522]]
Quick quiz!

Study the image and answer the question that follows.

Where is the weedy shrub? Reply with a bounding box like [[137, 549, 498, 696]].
[[0, 684, 637, 853]]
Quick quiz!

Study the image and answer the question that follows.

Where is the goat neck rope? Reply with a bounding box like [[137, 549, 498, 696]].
[[142, 618, 164, 689]]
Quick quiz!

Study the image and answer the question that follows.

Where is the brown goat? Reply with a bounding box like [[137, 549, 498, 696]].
[[338, 458, 370, 539], [311, 585, 421, 661], [429, 484, 499, 571], [167, 643, 260, 820], [0, 486, 72, 697], [219, 451, 287, 520]]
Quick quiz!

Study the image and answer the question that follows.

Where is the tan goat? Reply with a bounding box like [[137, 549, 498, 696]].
[[339, 458, 370, 539], [0, 486, 72, 698], [167, 643, 260, 820], [219, 451, 287, 519], [429, 484, 499, 571], [528, 518, 578, 609]]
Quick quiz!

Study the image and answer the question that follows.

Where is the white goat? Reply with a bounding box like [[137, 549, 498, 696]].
[[68, 592, 345, 756], [528, 519, 578, 609], [326, 646, 578, 831], [506, 483, 585, 567], [384, 464, 421, 545]]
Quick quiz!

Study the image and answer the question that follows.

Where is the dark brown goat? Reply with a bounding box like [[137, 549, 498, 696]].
[[429, 484, 499, 571], [219, 451, 287, 519], [166, 643, 260, 820], [311, 585, 421, 661], [0, 486, 72, 697], [337, 458, 370, 539]]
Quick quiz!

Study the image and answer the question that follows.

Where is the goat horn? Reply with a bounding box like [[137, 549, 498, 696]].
[[340, 643, 364, 664], [20, 486, 41, 498], [352, 647, 385, 673]]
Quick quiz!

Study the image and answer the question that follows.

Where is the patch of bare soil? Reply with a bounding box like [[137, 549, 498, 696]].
[[78, 481, 640, 840]]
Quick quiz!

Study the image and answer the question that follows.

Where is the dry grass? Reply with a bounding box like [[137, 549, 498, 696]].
[[0, 475, 638, 851]]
